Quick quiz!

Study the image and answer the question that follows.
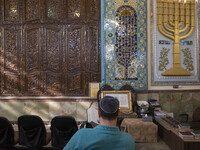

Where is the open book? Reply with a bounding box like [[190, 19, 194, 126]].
[[87, 106, 99, 125]]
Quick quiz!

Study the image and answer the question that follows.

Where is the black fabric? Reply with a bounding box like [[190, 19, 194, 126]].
[[18, 115, 47, 148], [80, 122, 93, 129], [51, 126, 77, 147], [19, 126, 44, 147], [0, 117, 15, 147], [0, 128, 8, 145], [51, 116, 78, 148]]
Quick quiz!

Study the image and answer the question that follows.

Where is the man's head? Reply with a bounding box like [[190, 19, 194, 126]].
[[99, 96, 120, 120]]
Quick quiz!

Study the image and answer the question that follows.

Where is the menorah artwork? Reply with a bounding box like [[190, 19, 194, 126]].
[[157, 0, 195, 76]]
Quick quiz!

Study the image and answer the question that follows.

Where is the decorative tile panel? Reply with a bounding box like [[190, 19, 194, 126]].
[[101, 0, 148, 90]]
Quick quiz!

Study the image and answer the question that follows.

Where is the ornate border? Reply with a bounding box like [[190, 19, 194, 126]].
[[101, 0, 148, 90], [102, 90, 132, 112]]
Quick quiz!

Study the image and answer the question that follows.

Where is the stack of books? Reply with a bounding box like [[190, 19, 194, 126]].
[[179, 131, 194, 139], [178, 123, 191, 132], [192, 130, 200, 139], [148, 99, 161, 111], [154, 110, 166, 118]]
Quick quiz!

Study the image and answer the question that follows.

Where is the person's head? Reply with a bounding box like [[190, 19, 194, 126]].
[[98, 96, 120, 120]]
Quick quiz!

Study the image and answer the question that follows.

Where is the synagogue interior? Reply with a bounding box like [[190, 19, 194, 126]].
[[0, 0, 200, 149]]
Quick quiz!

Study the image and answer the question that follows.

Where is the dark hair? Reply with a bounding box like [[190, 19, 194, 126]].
[[99, 96, 119, 120], [99, 108, 119, 120]]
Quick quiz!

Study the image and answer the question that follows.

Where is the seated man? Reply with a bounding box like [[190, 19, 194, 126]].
[[63, 96, 135, 150]]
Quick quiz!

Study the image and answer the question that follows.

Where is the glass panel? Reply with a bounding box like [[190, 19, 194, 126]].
[[47, 0, 59, 19], [68, 0, 81, 18], [5, 0, 19, 21]]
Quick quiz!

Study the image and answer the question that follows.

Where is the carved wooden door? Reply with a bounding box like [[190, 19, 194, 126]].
[[0, 0, 100, 96], [1, 26, 22, 95], [65, 25, 86, 96], [43, 25, 64, 96]]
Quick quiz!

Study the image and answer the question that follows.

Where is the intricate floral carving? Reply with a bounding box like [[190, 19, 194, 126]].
[[68, 28, 81, 70], [25, 28, 40, 72], [68, 73, 81, 91], [4, 29, 19, 73], [25, 74, 41, 95], [0, 1, 100, 96], [90, 0, 97, 18], [46, 28, 60, 72], [25, 0, 40, 21], [89, 27, 99, 72], [4, 74, 20, 95], [46, 73, 63, 95]]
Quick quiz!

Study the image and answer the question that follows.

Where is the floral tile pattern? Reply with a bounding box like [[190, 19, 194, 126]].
[[101, 0, 148, 90]]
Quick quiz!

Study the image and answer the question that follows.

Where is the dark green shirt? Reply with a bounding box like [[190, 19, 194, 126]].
[[63, 125, 135, 150]]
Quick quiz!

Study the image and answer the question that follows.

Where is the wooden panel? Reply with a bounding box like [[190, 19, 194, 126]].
[[65, 25, 86, 95], [0, 0, 100, 97], [24, 26, 42, 73], [66, 0, 86, 21], [3, 27, 20, 73], [23, 0, 43, 23], [90, 73, 100, 82], [0, 28, 1, 63], [67, 72, 85, 96], [45, 0, 64, 22], [23, 26, 42, 95], [44, 25, 64, 95], [3, 73, 20, 95], [1, 26, 21, 95], [3, 0, 21, 23], [67, 25, 84, 71], [88, 26, 99, 72], [0, 1, 2, 24], [86, 0, 100, 21], [44, 25, 62, 72], [85, 25, 100, 86], [25, 72, 42, 95], [45, 72, 63, 95], [155, 119, 200, 150]]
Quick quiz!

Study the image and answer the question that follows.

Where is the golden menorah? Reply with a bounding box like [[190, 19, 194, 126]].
[[157, 0, 195, 76]]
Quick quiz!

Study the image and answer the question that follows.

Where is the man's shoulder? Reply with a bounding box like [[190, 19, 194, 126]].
[[120, 131, 135, 141], [76, 128, 94, 134], [120, 131, 132, 136]]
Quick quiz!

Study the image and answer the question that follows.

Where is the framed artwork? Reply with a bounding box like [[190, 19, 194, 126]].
[[101, 90, 132, 112], [150, 0, 200, 86]]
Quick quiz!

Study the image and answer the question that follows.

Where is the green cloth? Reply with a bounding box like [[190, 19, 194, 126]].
[[63, 125, 135, 150]]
